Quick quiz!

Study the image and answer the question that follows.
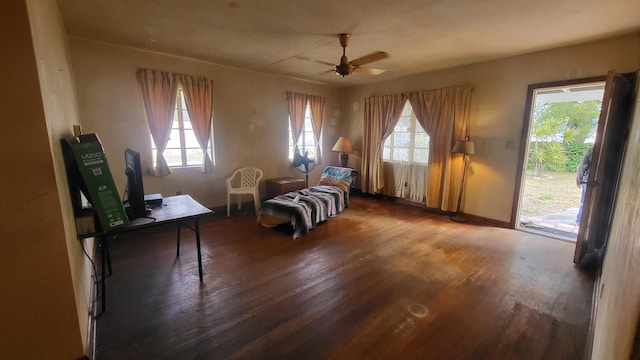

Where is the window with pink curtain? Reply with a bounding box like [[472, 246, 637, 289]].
[[149, 87, 214, 170], [138, 69, 216, 175], [287, 92, 324, 161]]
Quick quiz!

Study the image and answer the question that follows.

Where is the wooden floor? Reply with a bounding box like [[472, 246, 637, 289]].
[[95, 195, 594, 360]]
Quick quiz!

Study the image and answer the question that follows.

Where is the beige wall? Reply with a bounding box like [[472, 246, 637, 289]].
[[68, 39, 343, 209], [26, 0, 94, 352], [591, 77, 640, 359], [0, 1, 84, 359], [342, 32, 640, 223]]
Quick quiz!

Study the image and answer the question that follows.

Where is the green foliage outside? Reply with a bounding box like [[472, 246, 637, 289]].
[[563, 143, 594, 173], [528, 101, 600, 176], [528, 142, 593, 173]]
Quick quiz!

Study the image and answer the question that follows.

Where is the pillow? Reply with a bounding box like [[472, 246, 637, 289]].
[[318, 166, 354, 192]]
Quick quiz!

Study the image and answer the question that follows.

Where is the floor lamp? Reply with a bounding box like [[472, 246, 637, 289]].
[[451, 138, 475, 222], [332, 137, 353, 167]]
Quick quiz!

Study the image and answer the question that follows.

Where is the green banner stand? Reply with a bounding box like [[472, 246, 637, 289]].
[[68, 134, 128, 231]]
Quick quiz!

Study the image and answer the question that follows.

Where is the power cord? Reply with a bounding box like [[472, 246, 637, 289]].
[[79, 239, 100, 307]]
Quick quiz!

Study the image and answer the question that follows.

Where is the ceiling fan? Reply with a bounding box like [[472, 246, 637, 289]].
[[324, 33, 389, 77]]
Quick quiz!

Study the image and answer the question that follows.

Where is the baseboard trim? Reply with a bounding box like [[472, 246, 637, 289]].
[[462, 213, 511, 228], [351, 191, 511, 228]]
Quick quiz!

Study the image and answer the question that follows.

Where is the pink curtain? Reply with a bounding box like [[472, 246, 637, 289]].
[[136, 69, 178, 176], [408, 84, 473, 210], [286, 92, 308, 153], [308, 95, 325, 163], [178, 74, 215, 173], [362, 94, 407, 194]]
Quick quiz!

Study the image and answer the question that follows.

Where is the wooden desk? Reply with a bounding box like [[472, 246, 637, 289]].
[[81, 195, 213, 313]]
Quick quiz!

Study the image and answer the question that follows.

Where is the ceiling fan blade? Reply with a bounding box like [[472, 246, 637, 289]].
[[350, 51, 389, 66], [353, 66, 386, 75]]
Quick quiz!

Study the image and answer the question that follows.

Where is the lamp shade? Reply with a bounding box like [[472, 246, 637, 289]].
[[332, 137, 353, 152], [452, 140, 475, 155]]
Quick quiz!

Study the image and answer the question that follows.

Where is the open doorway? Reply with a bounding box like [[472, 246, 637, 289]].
[[516, 80, 605, 241]]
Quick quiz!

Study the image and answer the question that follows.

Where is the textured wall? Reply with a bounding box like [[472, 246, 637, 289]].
[[0, 1, 84, 358], [26, 0, 94, 352]]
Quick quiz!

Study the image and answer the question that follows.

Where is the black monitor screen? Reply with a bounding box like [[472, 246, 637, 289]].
[[124, 148, 146, 219]]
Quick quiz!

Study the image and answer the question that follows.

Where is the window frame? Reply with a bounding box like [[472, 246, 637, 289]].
[[383, 101, 429, 165]]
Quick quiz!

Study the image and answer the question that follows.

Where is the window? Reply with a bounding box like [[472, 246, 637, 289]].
[[151, 86, 214, 168], [288, 103, 318, 159], [383, 101, 429, 164]]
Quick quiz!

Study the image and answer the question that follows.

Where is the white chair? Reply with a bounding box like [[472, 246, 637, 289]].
[[226, 167, 263, 217]]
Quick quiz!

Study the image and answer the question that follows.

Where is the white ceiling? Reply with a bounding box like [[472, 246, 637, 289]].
[[57, 0, 640, 87]]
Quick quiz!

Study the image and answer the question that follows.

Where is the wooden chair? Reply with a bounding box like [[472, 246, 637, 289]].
[[226, 167, 263, 217]]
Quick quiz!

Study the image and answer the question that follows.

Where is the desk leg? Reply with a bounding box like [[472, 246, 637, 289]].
[[100, 236, 107, 314], [105, 236, 113, 276], [176, 223, 181, 257], [195, 219, 203, 281]]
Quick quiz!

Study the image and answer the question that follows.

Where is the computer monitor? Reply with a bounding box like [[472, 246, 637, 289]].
[[123, 148, 147, 220]]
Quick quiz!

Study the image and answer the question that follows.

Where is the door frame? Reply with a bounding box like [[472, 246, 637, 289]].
[[511, 76, 605, 228]]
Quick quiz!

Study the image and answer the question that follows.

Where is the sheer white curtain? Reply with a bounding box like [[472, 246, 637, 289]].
[[408, 164, 428, 202], [382, 163, 427, 202]]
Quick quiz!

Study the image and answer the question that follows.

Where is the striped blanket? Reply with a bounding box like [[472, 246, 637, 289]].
[[258, 167, 355, 239]]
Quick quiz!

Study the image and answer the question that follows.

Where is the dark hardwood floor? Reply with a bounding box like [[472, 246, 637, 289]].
[[95, 195, 594, 359]]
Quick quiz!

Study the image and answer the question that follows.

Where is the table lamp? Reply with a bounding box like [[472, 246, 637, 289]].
[[451, 138, 475, 222], [332, 137, 353, 167]]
